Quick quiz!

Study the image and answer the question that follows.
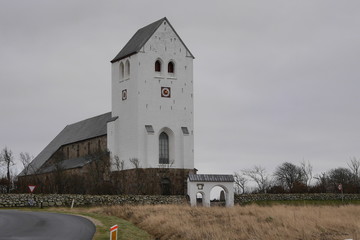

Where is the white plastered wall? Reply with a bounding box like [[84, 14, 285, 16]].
[[108, 19, 194, 171], [187, 180, 234, 207]]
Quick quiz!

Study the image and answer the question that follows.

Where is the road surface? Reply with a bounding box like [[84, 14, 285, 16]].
[[0, 210, 95, 240]]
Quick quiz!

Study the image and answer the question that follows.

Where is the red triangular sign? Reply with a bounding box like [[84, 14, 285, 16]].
[[28, 185, 36, 193]]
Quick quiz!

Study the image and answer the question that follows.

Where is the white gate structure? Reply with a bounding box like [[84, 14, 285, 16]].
[[187, 174, 234, 207]]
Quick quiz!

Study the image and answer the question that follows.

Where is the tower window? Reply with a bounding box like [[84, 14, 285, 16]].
[[168, 61, 174, 73], [120, 62, 124, 79], [125, 60, 130, 77], [155, 60, 161, 72], [159, 132, 169, 164]]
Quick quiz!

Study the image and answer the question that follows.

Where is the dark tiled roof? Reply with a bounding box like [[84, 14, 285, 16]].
[[111, 17, 194, 63], [19, 112, 112, 176], [39, 157, 91, 174], [188, 174, 234, 182]]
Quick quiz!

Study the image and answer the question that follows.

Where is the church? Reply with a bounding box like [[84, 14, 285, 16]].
[[18, 17, 197, 195]]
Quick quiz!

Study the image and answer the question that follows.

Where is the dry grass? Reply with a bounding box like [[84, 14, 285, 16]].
[[92, 204, 360, 240]]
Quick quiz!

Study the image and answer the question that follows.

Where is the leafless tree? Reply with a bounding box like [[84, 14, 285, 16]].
[[52, 151, 66, 194], [274, 162, 305, 192], [86, 150, 111, 194], [242, 165, 271, 193], [0, 147, 15, 193], [129, 158, 140, 169], [348, 157, 360, 180], [19, 152, 33, 176], [233, 172, 247, 194], [300, 160, 313, 187], [113, 155, 124, 171]]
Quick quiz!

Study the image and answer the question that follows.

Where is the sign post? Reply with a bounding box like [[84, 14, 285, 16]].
[[110, 225, 118, 240], [338, 183, 344, 202], [27, 185, 36, 207]]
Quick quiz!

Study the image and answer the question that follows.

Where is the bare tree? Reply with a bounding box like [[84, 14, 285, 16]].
[[274, 162, 305, 192], [348, 157, 360, 180], [300, 160, 313, 187], [129, 158, 140, 169], [233, 172, 247, 194], [19, 152, 33, 176], [113, 155, 124, 171], [0, 147, 15, 193], [242, 165, 271, 193]]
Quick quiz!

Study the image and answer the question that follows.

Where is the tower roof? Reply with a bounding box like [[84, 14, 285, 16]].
[[111, 17, 194, 63]]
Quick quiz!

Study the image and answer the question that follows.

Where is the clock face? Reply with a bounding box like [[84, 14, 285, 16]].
[[161, 87, 171, 98], [122, 89, 127, 100]]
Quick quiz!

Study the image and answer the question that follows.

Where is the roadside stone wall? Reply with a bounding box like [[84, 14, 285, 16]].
[[0, 194, 186, 208], [235, 193, 360, 205], [2, 193, 360, 208]]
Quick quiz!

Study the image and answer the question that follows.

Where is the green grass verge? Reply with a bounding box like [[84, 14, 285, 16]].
[[68, 210, 153, 240], [4, 207, 153, 240]]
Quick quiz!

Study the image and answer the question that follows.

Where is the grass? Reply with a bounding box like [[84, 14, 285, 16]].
[[246, 199, 360, 206], [8, 201, 360, 240], [93, 204, 360, 240]]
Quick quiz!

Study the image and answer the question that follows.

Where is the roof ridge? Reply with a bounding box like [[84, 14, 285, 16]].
[[66, 112, 111, 127], [110, 17, 194, 63], [111, 17, 166, 63]]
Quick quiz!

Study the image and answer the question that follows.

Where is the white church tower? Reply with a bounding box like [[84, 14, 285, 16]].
[[107, 17, 195, 174]]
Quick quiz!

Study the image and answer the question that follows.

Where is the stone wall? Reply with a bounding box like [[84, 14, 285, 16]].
[[0, 194, 186, 208], [2, 193, 360, 208], [235, 193, 360, 205]]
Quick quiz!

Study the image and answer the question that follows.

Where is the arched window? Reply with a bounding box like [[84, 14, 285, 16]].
[[125, 60, 130, 77], [159, 132, 169, 164], [119, 62, 124, 79], [155, 60, 161, 72], [168, 61, 174, 73]]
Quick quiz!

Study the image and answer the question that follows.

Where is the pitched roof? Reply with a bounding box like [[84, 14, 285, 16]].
[[19, 112, 112, 176], [111, 17, 194, 63], [188, 174, 234, 182], [38, 157, 91, 174]]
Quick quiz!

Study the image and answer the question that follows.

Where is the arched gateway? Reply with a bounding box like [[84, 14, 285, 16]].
[[187, 174, 234, 207]]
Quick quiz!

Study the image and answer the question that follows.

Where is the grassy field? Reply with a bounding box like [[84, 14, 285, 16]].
[[15, 202, 360, 240], [92, 204, 360, 240]]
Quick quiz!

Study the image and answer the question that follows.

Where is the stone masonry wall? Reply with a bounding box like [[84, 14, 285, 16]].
[[0, 194, 186, 208], [235, 193, 360, 205], [2, 193, 360, 208]]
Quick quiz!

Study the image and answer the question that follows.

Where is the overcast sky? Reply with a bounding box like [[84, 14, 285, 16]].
[[1, 0, 360, 178]]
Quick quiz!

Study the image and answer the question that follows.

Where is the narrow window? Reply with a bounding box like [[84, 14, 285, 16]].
[[155, 60, 161, 72], [77, 144, 80, 158], [88, 142, 91, 155], [125, 60, 130, 77], [120, 62, 124, 79], [159, 132, 169, 164], [168, 61, 174, 73], [98, 140, 101, 151]]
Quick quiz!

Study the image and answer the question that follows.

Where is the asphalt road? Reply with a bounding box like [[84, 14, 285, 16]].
[[0, 210, 96, 240]]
